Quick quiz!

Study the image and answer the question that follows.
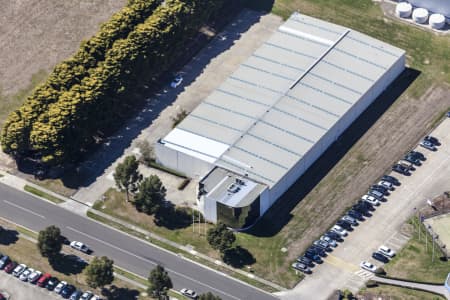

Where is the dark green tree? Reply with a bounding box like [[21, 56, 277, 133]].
[[206, 223, 236, 253], [148, 265, 172, 298], [114, 155, 142, 202], [37, 225, 62, 259], [134, 175, 166, 214], [199, 292, 222, 300], [85, 256, 115, 288]]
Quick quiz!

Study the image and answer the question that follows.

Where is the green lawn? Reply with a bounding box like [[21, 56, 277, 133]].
[[360, 284, 445, 300], [384, 219, 450, 283], [24, 185, 65, 204]]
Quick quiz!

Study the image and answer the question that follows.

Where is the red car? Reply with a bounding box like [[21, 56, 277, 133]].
[[37, 273, 52, 287], [4, 261, 17, 273]]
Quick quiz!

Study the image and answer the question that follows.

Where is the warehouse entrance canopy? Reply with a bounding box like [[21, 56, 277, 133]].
[[155, 12, 405, 228]]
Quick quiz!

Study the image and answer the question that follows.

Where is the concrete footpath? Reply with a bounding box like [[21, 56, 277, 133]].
[[374, 276, 450, 299]]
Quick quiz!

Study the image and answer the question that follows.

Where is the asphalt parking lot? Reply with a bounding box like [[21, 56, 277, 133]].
[[0, 269, 59, 300], [277, 117, 450, 300]]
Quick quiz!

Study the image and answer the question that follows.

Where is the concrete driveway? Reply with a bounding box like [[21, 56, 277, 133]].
[[0, 270, 59, 300], [277, 118, 450, 300]]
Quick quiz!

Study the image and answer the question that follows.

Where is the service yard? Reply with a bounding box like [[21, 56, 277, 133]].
[[276, 118, 450, 299]]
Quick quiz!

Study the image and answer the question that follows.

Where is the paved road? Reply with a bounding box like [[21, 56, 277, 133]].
[[0, 184, 277, 300], [277, 118, 450, 299]]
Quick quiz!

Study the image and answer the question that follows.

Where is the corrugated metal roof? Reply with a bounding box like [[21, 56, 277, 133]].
[[161, 12, 405, 187]]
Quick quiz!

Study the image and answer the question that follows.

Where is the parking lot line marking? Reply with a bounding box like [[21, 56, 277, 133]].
[[3, 200, 46, 219], [65, 226, 241, 300], [323, 255, 359, 272]]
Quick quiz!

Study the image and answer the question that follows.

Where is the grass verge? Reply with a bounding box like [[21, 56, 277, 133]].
[[15, 225, 39, 240], [360, 284, 445, 300], [87, 209, 280, 293], [384, 218, 450, 283], [24, 185, 64, 204]]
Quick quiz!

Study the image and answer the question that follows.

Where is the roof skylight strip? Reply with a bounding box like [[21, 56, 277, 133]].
[[299, 81, 353, 105], [309, 72, 363, 95], [240, 63, 296, 82], [289, 16, 343, 35], [233, 145, 289, 170], [229, 76, 284, 95], [345, 35, 400, 57], [247, 132, 303, 157], [216, 88, 271, 108], [264, 42, 318, 60], [322, 60, 374, 82], [251, 54, 306, 73], [334, 48, 387, 70], [189, 114, 242, 133], [217, 159, 275, 184], [285, 94, 340, 118], [271, 107, 328, 131], [202, 101, 257, 120], [260, 120, 316, 144]]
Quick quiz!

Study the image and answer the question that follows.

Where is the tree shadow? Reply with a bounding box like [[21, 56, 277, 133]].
[[244, 0, 274, 12], [245, 67, 421, 237], [102, 285, 140, 300], [49, 254, 87, 275], [0, 229, 19, 245], [222, 246, 256, 268], [154, 206, 191, 230]]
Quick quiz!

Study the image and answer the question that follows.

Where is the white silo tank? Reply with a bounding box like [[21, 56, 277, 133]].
[[395, 2, 412, 18], [429, 14, 446, 29], [412, 8, 429, 24]]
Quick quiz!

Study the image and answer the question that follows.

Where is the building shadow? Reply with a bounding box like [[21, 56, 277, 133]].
[[17, 8, 267, 189], [246, 67, 421, 237], [0, 229, 19, 245]]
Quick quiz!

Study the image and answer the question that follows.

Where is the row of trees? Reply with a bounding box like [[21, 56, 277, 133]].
[[1, 0, 226, 166], [1, 0, 162, 161]]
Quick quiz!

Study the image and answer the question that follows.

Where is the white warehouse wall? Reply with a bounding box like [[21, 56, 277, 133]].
[[267, 53, 406, 207]]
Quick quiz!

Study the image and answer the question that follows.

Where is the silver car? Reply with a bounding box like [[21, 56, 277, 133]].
[[320, 235, 337, 247]]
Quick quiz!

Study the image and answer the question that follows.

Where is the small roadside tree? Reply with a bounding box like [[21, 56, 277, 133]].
[[199, 292, 222, 300], [84, 256, 114, 289], [134, 175, 166, 215], [148, 265, 172, 299], [206, 223, 236, 254], [113, 155, 142, 202], [37, 225, 62, 260]]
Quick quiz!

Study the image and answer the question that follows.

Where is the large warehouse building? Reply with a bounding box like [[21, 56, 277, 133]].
[[155, 13, 406, 229]]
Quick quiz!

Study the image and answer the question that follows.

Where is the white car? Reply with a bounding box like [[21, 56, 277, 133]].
[[361, 194, 380, 206], [331, 225, 348, 237], [54, 280, 67, 294], [81, 291, 94, 300], [19, 268, 34, 281], [12, 263, 27, 277], [70, 241, 90, 253], [170, 74, 183, 88], [320, 235, 337, 247], [378, 180, 394, 190], [28, 269, 42, 283], [180, 288, 198, 299], [360, 261, 377, 272], [378, 245, 396, 258]]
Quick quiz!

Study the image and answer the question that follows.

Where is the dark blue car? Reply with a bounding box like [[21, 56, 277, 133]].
[[61, 284, 76, 299]]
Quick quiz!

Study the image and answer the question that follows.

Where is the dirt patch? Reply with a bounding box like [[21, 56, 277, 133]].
[[0, 0, 126, 96]]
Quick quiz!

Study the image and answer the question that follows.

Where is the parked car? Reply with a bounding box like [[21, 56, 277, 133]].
[[91, 296, 102, 300], [61, 284, 76, 299], [360, 261, 377, 272], [45, 277, 59, 291], [409, 150, 425, 160], [19, 268, 33, 281], [352, 204, 371, 216], [54, 280, 68, 294], [170, 74, 183, 88], [28, 270, 42, 283], [313, 240, 331, 251], [420, 140, 436, 151], [308, 246, 326, 257], [70, 290, 83, 300], [0, 255, 10, 269], [341, 215, 358, 226], [291, 262, 311, 274], [424, 135, 439, 146], [325, 231, 344, 242], [372, 251, 389, 263], [320, 235, 337, 247], [304, 251, 322, 263], [378, 245, 396, 258], [398, 160, 413, 171], [37, 273, 52, 287], [367, 189, 384, 200], [336, 220, 352, 231], [12, 263, 27, 277], [70, 241, 90, 254], [4, 261, 17, 273], [180, 288, 198, 299], [378, 180, 394, 191], [404, 154, 421, 166], [447, 111, 450, 118], [370, 184, 389, 195], [347, 209, 364, 221], [392, 163, 409, 175], [361, 194, 380, 206], [357, 200, 375, 211], [80, 291, 94, 300], [381, 174, 400, 185], [297, 256, 313, 267], [331, 225, 348, 237]]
